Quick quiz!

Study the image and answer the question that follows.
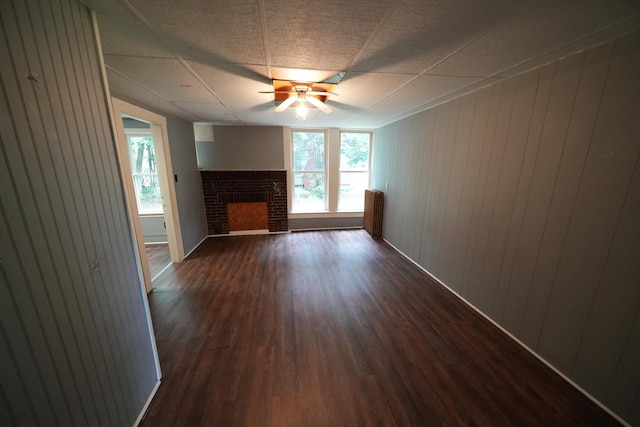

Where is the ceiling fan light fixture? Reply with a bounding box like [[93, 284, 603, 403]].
[[261, 80, 337, 117], [296, 93, 308, 120]]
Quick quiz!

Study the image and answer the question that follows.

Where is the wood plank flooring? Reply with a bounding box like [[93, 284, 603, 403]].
[[145, 243, 171, 278], [141, 230, 620, 426]]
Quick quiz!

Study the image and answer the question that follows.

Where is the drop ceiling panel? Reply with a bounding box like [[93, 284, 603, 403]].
[[333, 72, 415, 109], [109, 87, 201, 122], [143, 102, 202, 122], [106, 69, 169, 103], [494, 15, 640, 78], [93, 0, 173, 58], [186, 61, 271, 111], [174, 102, 235, 122], [337, 107, 402, 129], [270, 67, 342, 84], [105, 55, 221, 104], [127, 0, 265, 64], [371, 74, 481, 112], [350, 0, 529, 75], [429, 0, 640, 77], [264, 0, 395, 71]]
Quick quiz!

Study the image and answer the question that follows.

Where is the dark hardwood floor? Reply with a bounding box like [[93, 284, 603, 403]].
[[145, 243, 171, 278], [142, 230, 620, 426]]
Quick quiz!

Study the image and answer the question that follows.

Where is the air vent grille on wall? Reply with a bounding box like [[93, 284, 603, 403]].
[[194, 123, 214, 141]]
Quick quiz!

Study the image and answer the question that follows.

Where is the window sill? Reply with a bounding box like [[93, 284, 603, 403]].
[[289, 211, 363, 219]]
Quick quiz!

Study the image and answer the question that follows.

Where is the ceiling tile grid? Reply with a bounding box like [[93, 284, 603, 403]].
[[94, 0, 640, 128], [128, 0, 266, 64], [105, 55, 223, 104]]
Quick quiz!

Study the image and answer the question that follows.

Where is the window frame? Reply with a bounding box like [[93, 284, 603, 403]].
[[125, 129, 164, 216], [285, 128, 373, 217], [290, 129, 328, 213], [338, 131, 372, 212]]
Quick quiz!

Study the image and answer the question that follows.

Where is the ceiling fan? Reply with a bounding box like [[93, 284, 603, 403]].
[[260, 82, 338, 120]]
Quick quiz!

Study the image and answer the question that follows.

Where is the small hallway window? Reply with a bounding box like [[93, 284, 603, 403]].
[[126, 131, 163, 214]]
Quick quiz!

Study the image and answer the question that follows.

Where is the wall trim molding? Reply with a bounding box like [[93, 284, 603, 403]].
[[132, 380, 161, 427]]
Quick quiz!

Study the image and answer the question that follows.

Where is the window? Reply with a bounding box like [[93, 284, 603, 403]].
[[339, 132, 371, 210], [292, 131, 326, 212], [288, 129, 373, 214], [126, 131, 163, 214]]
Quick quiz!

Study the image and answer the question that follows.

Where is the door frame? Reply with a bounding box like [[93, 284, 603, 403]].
[[110, 97, 184, 292]]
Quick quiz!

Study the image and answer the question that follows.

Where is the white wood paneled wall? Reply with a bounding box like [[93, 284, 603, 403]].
[[372, 30, 640, 425], [0, 0, 159, 425]]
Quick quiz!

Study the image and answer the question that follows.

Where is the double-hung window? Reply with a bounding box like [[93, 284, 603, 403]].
[[126, 131, 163, 214], [289, 129, 372, 214], [338, 132, 371, 211], [291, 130, 327, 212]]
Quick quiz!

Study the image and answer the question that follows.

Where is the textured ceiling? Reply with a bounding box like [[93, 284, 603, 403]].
[[88, 0, 640, 128]]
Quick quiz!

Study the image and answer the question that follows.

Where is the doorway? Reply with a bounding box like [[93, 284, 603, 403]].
[[110, 97, 184, 293]]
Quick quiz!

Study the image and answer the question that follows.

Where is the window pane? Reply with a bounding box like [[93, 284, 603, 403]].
[[133, 174, 163, 214], [340, 133, 370, 171], [292, 172, 325, 211], [128, 134, 163, 214], [129, 136, 156, 173], [339, 172, 369, 211], [293, 132, 324, 171]]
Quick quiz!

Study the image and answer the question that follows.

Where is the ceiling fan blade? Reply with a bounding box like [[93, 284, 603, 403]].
[[274, 95, 298, 112], [306, 95, 333, 114], [307, 91, 339, 96], [259, 90, 296, 94]]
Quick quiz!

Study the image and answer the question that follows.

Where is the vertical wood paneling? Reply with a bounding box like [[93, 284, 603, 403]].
[[490, 72, 539, 320], [458, 88, 496, 299], [516, 59, 609, 344], [536, 46, 640, 373], [450, 93, 491, 292], [503, 63, 581, 340], [440, 98, 474, 287], [417, 110, 438, 266], [606, 309, 640, 426], [430, 104, 457, 279], [0, 381, 15, 427], [372, 31, 640, 425], [34, 0, 131, 422], [468, 84, 513, 307], [0, 262, 44, 427], [418, 108, 444, 268], [0, 0, 159, 425], [461, 83, 501, 304], [494, 67, 553, 325], [571, 153, 640, 400]]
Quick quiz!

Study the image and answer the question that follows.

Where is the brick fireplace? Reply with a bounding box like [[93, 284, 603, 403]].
[[200, 170, 288, 235]]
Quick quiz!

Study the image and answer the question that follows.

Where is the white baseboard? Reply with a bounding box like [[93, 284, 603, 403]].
[[132, 380, 161, 427], [207, 230, 292, 237], [291, 226, 364, 232], [184, 235, 208, 259], [229, 229, 270, 235], [382, 238, 629, 427]]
